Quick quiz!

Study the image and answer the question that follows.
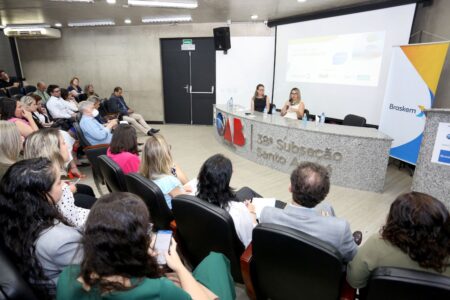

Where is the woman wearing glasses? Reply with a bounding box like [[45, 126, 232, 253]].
[[280, 87, 305, 119]]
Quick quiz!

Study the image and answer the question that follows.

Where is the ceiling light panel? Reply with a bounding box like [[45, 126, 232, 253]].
[[141, 15, 192, 23], [50, 0, 94, 3], [67, 20, 115, 27], [129, 0, 198, 9]]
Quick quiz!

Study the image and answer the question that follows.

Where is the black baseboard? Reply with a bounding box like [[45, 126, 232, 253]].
[[146, 121, 164, 125]]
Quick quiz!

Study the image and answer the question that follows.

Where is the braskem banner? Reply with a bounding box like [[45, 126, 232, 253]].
[[379, 42, 449, 165]]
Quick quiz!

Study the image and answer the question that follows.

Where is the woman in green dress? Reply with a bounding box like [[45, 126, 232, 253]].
[[57, 192, 235, 300]]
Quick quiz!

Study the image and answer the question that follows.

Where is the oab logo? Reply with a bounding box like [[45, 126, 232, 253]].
[[216, 112, 245, 147]]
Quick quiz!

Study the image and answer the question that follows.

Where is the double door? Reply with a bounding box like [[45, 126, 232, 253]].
[[161, 38, 216, 125]]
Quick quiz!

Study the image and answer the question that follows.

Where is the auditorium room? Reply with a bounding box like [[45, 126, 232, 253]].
[[0, 0, 449, 299]]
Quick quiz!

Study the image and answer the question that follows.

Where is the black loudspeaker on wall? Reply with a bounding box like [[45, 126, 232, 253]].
[[213, 27, 231, 54]]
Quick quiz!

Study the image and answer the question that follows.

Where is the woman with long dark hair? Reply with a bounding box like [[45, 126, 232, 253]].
[[347, 192, 450, 288], [57, 192, 235, 300], [251, 83, 270, 113], [0, 97, 39, 137], [196, 154, 260, 247], [0, 158, 82, 299]]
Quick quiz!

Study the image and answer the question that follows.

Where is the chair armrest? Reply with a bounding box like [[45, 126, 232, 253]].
[[240, 243, 256, 300], [84, 143, 110, 150], [339, 277, 356, 300]]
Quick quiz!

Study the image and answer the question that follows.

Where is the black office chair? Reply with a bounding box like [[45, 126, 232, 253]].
[[243, 223, 346, 300], [0, 239, 39, 300], [73, 121, 92, 148], [362, 267, 450, 300], [98, 155, 127, 192], [302, 108, 310, 120], [84, 146, 108, 195], [23, 85, 37, 94], [5, 87, 21, 98], [172, 195, 245, 283], [77, 93, 88, 102], [343, 114, 366, 127], [125, 173, 174, 230]]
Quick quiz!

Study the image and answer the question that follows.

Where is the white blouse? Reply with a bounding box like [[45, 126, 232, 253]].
[[227, 201, 255, 248], [57, 183, 89, 229], [283, 101, 303, 120]]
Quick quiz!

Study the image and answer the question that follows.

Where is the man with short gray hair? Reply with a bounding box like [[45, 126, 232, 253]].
[[79, 101, 117, 145]]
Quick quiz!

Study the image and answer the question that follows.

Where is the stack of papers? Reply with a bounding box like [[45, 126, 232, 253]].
[[252, 198, 277, 219]]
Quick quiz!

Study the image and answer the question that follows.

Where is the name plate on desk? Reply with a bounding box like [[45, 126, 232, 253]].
[[214, 105, 392, 192]]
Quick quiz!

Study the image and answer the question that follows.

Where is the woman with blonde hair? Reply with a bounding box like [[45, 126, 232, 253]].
[[140, 133, 190, 209], [24, 128, 92, 227], [0, 121, 22, 179], [280, 87, 305, 119]]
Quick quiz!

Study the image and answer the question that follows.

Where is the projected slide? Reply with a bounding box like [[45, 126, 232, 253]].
[[286, 31, 385, 86]]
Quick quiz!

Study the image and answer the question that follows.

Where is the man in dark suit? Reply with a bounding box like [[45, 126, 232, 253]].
[[260, 162, 359, 262], [108, 86, 159, 135]]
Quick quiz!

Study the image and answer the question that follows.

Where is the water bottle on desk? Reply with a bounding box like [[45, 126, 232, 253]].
[[263, 107, 268, 118], [302, 115, 307, 128], [320, 112, 326, 124], [227, 97, 234, 111]]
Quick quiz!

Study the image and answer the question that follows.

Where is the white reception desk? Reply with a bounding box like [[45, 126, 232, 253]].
[[214, 105, 393, 192]]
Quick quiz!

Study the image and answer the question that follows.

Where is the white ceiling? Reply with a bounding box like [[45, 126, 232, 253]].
[[0, 0, 394, 27]]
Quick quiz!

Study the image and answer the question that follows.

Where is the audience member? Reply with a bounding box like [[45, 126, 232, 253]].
[[0, 97, 39, 137], [67, 76, 82, 97], [61, 88, 79, 108], [30, 94, 54, 126], [21, 94, 46, 128], [79, 100, 116, 145], [56, 192, 235, 300], [46, 85, 78, 119], [0, 121, 22, 180], [0, 69, 20, 89], [140, 133, 190, 208], [260, 162, 358, 262], [107, 124, 140, 174], [84, 83, 99, 97], [87, 95, 106, 124], [347, 192, 450, 288], [109, 86, 159, 135], [24, 129, 91, 226], [35, 81, 50, 103], [197, 154, 260, 247], [0, 158, 83, 298]]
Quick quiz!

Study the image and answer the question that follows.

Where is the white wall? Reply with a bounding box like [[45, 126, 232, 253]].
[[17, 23, 273, 121], [216, 36, 275, 109]]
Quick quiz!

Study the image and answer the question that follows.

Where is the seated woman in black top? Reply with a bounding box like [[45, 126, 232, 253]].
[[251, 84, 270, 113]]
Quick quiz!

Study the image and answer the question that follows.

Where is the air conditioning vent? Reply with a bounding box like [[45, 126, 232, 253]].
[[4, 27, 61, 39]]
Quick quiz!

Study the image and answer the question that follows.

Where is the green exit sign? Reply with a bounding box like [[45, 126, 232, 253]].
[[182, 39, 193, 45]]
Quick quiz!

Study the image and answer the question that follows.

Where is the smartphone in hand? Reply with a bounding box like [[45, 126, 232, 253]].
[[154, 230, 173, 265]]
